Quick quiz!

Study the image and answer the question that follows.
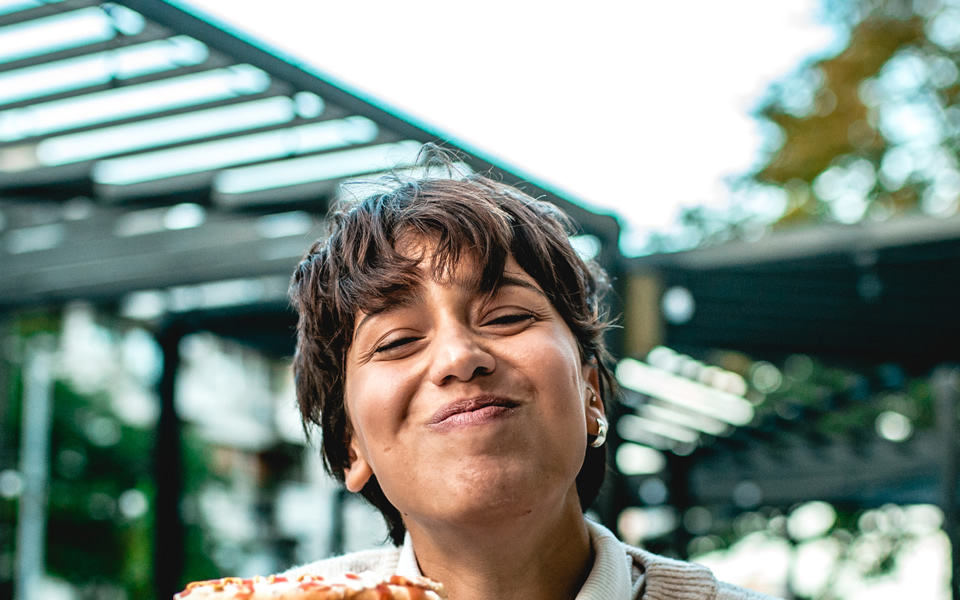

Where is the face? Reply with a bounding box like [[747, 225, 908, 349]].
[[342, 249, 604, 533]]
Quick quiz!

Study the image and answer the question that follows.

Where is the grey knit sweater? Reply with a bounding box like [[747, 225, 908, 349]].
[[284, 520, 780, 600]]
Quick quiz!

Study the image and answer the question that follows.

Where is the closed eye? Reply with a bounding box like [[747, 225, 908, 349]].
[[485, 313, 535, 327], [374, 336, 419, 354]]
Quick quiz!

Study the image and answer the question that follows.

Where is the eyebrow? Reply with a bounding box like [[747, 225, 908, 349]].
[[352, 286, 425, 342], [498, 274, 547, 298], [351, 274, 546, 341]]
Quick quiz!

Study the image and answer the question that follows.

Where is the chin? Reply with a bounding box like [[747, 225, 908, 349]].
[[445, 468, 578, 522], [441, 494, 540, 529]]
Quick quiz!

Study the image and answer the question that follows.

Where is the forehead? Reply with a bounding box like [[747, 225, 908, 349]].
[[351, 252, 540, 326], [392, 232, 526, 288]]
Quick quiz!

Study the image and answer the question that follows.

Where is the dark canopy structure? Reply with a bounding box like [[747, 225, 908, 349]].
[[630, 213, 960, 372], [628, 214, 960, 596]]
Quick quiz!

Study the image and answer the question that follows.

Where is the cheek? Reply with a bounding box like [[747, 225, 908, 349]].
[[344, 361, 418, 435], [512, 329, 585, 411], [533, 327, 584, 383]]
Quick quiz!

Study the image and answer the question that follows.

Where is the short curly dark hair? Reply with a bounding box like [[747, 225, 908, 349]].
[[289, 172, 616, 546]]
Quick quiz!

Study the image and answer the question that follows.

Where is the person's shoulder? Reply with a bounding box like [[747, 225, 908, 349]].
[[623, 543, 781, 600], [715, 581, 782, 600], [282, 546, 402, 579]]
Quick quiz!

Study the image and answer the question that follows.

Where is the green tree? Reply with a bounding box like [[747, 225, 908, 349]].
[[757, 0, 960, 226]]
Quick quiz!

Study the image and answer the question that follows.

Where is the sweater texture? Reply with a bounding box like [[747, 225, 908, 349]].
[[284, 520, 780, 600]]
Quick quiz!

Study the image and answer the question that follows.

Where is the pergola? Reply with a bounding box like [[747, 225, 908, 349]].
[[0, 0, 622, 309], [0, 2, 622, 598], [627, 213, 960, 597]]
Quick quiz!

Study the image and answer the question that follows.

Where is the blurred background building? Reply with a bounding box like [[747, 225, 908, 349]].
[[1, 1, 959, 599]]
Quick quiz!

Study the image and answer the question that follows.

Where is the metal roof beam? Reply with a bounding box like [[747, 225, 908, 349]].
[[0, 88, 284, 145], [0, 0, 86, 29], [0, 50, 227, 111], [0, 21, 171, 74], [0, 66, 292, 149], [0, 110, 355, 190], [632, 213, 960, 271], [91, 132, 403, 203], [0, 206, 315, 305], [689, 431, 941, 507]]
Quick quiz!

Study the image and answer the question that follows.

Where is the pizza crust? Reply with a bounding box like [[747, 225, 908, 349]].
[[174, 573, 446, 600]]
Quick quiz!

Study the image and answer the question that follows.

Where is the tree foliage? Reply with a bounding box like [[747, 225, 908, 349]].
[[758, 0, 960, 226]]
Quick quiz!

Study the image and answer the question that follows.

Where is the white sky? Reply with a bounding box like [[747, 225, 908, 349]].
[[183, 0, 837, 254]]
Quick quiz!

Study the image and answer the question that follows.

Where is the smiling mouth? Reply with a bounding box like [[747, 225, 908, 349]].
[[428, 396, 520, 430]]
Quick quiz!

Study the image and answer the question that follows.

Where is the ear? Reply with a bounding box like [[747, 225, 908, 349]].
[[343, 434, 373, 493]]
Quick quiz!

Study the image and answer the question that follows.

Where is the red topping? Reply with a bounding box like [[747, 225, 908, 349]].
[[409, 586, 427, 600], [177, 571, 442, 599]]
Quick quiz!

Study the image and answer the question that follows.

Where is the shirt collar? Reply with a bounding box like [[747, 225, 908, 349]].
[[578, 519, 633, 599], [396, 531, 421, 577], [394, 520, 632, 599]]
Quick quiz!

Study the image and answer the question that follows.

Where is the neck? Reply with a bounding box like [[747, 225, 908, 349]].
[[405, 494, 594, 600]]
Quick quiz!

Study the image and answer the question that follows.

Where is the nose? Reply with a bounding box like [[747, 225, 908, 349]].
[[428, 323, 496, 385]]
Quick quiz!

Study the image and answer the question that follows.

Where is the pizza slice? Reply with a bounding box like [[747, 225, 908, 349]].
[[174, 572, 446, 599]]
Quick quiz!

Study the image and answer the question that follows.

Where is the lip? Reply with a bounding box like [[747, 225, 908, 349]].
[[428, 395, 520, 429]]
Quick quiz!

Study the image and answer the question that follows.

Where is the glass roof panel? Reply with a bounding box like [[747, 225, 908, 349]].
[[93, 115, 379, 185], [0, 35, 209, 106], [0, 6, 119, 64], [215, 140, 422, 195], [0, 0, 47, 18], [36, 95, 298, 166], [0, 64, 271, 141], [616, 358, 755, 426]]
